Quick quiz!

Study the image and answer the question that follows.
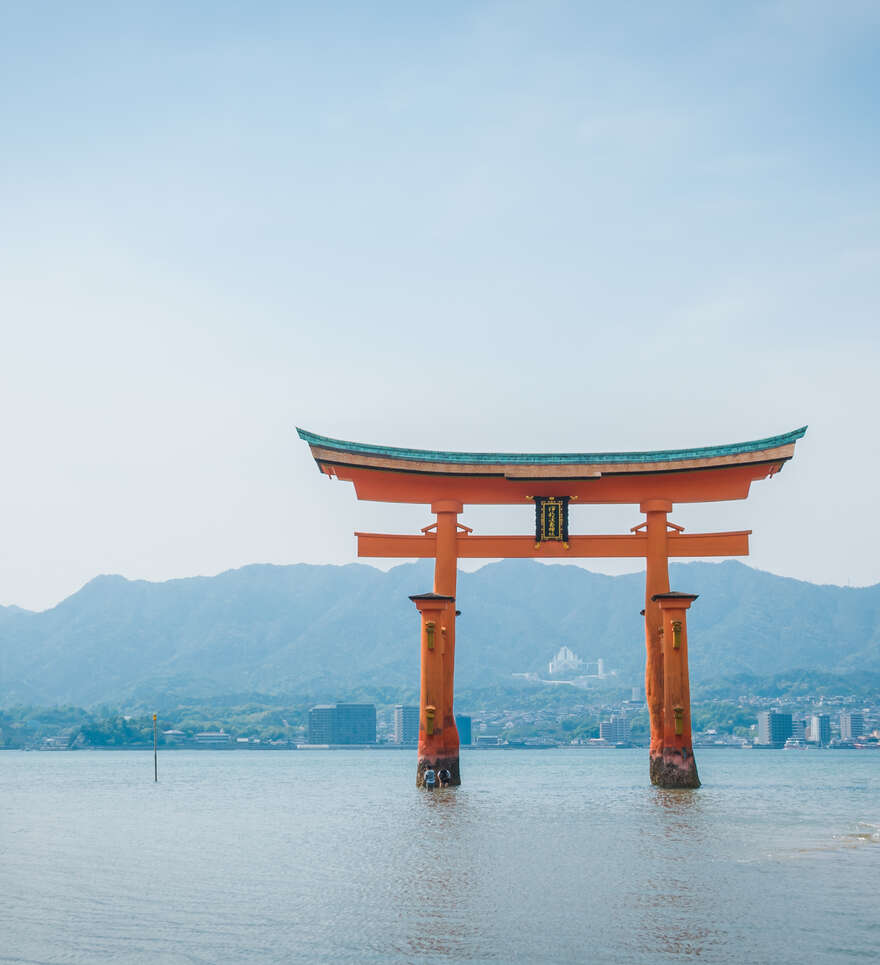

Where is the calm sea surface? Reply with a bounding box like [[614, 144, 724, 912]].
[[1, 748, 877, 964]]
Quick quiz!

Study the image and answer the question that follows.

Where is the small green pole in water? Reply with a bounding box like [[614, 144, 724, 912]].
[[153, 713, 158, 783]]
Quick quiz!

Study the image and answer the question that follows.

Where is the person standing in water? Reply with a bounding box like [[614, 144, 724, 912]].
[[424, 768, 436, 790]]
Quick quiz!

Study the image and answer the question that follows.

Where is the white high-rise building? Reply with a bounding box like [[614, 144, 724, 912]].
[[757, 711, 792, 746], [809, 714, 831, 745], [393, 705, 419, 743], [599, 714, 630, 743], [840, 712, 865, 741]]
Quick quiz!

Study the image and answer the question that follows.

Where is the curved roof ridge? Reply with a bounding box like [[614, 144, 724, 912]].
[[296, 426, 807, 467]]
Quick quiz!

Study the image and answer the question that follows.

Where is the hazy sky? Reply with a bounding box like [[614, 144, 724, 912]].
[[2, 2, 878, 610]]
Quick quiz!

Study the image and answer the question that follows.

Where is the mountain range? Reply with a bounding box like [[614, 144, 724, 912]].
[[1, 560, 879, 707]]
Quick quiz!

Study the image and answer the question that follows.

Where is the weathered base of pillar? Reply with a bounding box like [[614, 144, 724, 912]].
[[416, 755, 461, 788], [650, 749, 700, 789]]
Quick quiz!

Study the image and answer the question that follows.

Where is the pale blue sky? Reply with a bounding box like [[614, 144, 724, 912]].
[[2, 2, 878, 609]]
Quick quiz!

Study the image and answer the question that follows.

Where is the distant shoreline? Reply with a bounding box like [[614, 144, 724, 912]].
[[12, 743, 876, 753]]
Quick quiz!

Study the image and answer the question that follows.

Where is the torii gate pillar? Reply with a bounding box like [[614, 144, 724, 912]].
[[411, 500, 462, 788], [642, 500, 671, 785], [652, 592, 700, 788]]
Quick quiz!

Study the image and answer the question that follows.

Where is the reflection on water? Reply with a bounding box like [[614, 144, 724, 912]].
[[398, 789, 478, 962], [651, 786, 703, 814], [1, 749, 878, 964], [626, 787, 726, 960]]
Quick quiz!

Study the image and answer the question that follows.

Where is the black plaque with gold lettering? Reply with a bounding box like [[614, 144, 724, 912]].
[[534, 496, 569, 545]]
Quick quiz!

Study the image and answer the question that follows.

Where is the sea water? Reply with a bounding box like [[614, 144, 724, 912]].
[[1, 749, 877, 964]]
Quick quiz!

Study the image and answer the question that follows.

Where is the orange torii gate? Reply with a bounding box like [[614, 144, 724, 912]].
[[298, 426, 806, 788]]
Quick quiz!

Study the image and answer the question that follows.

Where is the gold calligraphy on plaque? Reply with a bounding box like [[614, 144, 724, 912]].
[[534, 496, 570, 546]]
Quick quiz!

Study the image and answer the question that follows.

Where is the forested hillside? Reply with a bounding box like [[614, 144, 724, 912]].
[[1, 560, 878, 707]]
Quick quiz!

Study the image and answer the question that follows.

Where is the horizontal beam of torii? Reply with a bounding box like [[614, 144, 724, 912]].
[[356, 529, 750, 559]]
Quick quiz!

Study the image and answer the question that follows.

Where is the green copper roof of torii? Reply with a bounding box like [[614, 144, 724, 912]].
[[297, 426, 807, 467]]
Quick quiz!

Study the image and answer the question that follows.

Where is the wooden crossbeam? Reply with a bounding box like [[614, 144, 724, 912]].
[[355, 530, 750, 559]]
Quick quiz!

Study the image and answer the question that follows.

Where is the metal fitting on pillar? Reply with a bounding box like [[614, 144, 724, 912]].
[[673, 706, 684, 736]]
